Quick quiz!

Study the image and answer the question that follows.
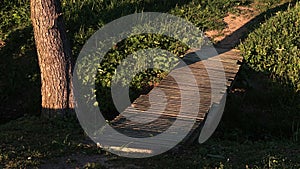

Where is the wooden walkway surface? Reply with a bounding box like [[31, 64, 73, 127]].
[[101, 48, 242, 156]]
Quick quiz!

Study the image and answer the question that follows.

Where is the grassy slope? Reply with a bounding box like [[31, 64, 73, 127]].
[[240, 1, 300, 91]]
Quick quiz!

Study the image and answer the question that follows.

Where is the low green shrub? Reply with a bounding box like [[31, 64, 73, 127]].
[[94, 34, 188, 119], [239, 2, 300, 91]]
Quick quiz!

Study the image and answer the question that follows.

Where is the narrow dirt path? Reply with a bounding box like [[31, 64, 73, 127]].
[[205, 6, 259, 49]]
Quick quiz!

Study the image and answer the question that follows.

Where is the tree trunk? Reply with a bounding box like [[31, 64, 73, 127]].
[[30, 0, 74, 118]]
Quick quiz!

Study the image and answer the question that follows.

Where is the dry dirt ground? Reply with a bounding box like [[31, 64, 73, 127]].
[[205, 6, 259, 47], [39, 6, 260, 169]]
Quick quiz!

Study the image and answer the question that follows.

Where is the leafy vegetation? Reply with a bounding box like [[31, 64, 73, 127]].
[[94, 34, 188, 119], [234, 0, 300, 142], [240, 2, 300, 91]]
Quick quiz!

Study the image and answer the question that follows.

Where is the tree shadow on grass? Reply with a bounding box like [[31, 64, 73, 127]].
[[216, 65, 300, 141], [0, 27, 41, 123]]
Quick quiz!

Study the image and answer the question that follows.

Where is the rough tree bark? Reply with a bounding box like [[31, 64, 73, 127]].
[[30, 0, 74, 118]]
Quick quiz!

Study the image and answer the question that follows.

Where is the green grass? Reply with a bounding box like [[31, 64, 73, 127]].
[[0, 116, 102, 168], [239, 1, 300, 92], [112, 140, 300, 169], [236, 2, 300, 140], [0, 114, 299, 168]]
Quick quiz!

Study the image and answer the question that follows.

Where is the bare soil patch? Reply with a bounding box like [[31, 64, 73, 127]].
[[205, 6, 259, 47]]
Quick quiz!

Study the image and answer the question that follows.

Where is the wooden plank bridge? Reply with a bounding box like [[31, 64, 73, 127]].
[[99, 48, 242, 157]]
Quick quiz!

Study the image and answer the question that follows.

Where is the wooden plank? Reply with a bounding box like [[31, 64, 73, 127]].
[[105, 49, 242, 153]]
